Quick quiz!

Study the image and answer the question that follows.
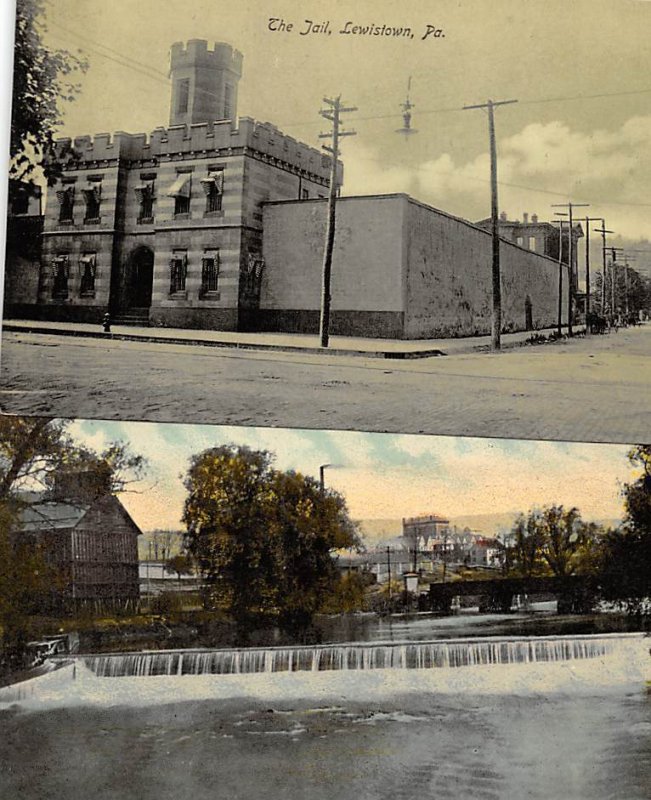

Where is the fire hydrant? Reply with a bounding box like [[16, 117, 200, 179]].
[[102, 312, 111, 333]]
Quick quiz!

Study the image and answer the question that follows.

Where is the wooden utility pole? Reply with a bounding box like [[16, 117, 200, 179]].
[[318, 96, 356, 348], [555, 218, 566, 335], [582, 216, 602, 333], [551, 202, 589, 336], [386, 546, 392, 599], [463, 98, 518, 351], [594, 220, 614, 315]]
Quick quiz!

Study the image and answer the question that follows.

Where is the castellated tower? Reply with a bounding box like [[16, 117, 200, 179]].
[[169, 39, 243, 127]]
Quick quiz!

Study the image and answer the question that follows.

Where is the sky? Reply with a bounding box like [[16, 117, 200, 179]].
[[20, 0, 651, 277], [67, 418, 636, 536]]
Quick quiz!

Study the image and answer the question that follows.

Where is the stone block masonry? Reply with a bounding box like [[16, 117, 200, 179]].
[[261, 194, 567, 339]]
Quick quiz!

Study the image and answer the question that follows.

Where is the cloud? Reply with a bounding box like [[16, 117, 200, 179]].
[[344, 115, 651, 240], [63, 422, 633, 533]]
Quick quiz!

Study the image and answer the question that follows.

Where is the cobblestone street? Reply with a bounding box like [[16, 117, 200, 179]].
[[1, 325, 649, 443]]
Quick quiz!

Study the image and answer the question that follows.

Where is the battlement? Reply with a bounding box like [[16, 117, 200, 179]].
[[54, 117, 338, 182], [169, 39, 243, 77]]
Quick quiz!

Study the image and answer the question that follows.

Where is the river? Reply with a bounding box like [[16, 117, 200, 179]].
[[0, 622, 649, 800]]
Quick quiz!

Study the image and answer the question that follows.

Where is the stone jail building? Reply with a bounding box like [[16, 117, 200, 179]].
[[5, 38, 569, 338], [29, 39, 336, 330]]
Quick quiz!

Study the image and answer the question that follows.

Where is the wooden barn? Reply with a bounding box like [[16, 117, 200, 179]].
[[19, 489, 142, 611]]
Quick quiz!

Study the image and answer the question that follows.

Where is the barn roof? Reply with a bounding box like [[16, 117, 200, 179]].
[[19, 501, 89, 531]]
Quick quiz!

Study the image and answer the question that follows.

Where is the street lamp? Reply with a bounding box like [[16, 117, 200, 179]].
[[319, 463, 332, 491]]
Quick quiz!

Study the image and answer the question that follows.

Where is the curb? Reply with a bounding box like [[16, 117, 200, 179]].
[[2, 323, 448, 360]]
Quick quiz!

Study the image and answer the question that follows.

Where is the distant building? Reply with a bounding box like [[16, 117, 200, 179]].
[[402, 514, 450, 550], [17, 476, 141, 610], [475, 211, 584, 276], [468, 537, 501, 568]]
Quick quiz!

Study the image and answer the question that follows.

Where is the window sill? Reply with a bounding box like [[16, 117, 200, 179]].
[[137, 217, 154, 225], [204, 210, 224, 218], [168, 290, 188, 299], [199, 291, 220, 300], [84, 217, 101, 225], [80, 291, 96, 298], [58, 219, 74, 226], [173, 213, 191, 221]]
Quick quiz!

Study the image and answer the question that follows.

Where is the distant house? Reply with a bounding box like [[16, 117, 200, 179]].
[[18, 483, 141, 610], [468, 537, 501, 568]]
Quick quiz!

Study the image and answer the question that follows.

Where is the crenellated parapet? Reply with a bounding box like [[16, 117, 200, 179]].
[[169, 39, 243, 78], [53, 117, 339, 183]]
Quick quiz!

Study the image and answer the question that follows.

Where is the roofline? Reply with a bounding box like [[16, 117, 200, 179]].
[[262, 192, 579, 264]]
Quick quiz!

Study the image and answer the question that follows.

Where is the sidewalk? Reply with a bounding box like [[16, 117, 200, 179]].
[[1, 318, 581, 359]]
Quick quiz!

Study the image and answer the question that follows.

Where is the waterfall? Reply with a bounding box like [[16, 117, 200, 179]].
[[82, 634, 619, 678]]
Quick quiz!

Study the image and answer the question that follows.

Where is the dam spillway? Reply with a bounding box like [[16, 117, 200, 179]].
[[81, 634, 617, 677]]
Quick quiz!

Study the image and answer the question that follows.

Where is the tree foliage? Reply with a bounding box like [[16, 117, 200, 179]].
[[182, 445, 360, 639], [504, 506, 603, 578], [0, 416, 147, 505], [165, 554, 194, 582], [597, 445, 651, 615], [10, 0, 88, 189]]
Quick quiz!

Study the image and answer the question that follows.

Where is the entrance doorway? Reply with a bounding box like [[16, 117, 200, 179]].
[[525, 295, 533, 331], [128, 246, 154, 310]]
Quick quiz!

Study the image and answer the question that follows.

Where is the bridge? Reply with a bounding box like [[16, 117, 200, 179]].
[[427, 575, 597, 614]]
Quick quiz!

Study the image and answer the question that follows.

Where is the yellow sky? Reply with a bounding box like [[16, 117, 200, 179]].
[[24, 0, 649, 265], [69, 420, 636, 534]]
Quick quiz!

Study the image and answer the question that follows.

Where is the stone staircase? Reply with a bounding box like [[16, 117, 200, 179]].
[[111, 307, 150, 327]]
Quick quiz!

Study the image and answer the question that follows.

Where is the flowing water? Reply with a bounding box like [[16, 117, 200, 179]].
[[1, 632, 649, 800]]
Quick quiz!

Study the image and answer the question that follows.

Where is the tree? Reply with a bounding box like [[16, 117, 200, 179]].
[[0, 503, 54, 674], [506, 506, 602, 578], [598, 445, 651, 615], [165, 554, 194, 583], [10, 0, 88, 192], [182, 445, 360, 640], [266, 468, 360, 634], [0, 416, 147, 505]]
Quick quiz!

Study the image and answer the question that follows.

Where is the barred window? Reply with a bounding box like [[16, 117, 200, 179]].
[[51, 255, 70, 298], [56, 187, 75, 223], [174, 194, 190, 216], [167, 174, 192, 217], [169, 251, 187, 294], [201, 171, 223, 213], [201, 251, 220, 295], [135, 182, 155, 222], [82, 184, 101, 222], [79, 253, 96, 296]]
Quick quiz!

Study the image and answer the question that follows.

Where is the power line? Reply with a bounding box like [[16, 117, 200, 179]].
[[46, 23, 651, 131]]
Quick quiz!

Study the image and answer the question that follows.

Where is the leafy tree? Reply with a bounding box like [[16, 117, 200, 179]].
[[0, 503, 55, 674], [506, 506, 602, 578], [165, 554, 194, 583], [598, 445, 651, 615], [10, 0, 88, 192], [182, 445, 360, 640], [266, 468, 360, 633], [0, 416, 146, 504]]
